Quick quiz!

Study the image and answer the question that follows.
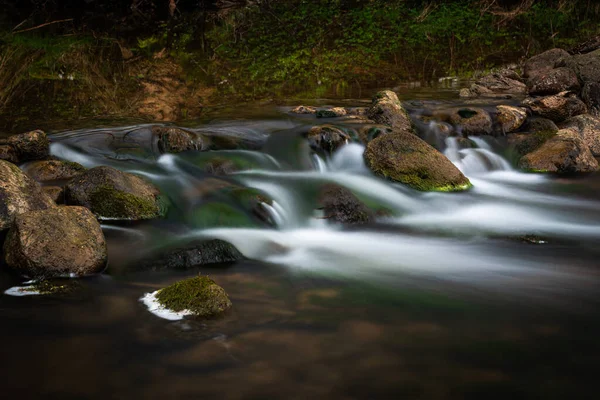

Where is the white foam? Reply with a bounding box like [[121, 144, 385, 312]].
[[140, 290, 193, 321], [4, 285, 42, 297]]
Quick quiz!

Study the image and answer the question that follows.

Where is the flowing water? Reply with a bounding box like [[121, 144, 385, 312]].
[[1, 93, 600, 399]]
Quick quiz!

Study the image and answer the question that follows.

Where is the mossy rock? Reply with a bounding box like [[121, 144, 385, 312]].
[[318, 184, 374, 225], [153, 126, 204, 154], [6, 130, 49, 162], [0, 145, 18, 164], [367, 90, 414, 134], [24, 160, 86, 183], [507, 130, 558, 159], [523, 91, 587, 122], [364, 132, 471, 192], [190, 202, 257, 228], [316, 107, 347, 118], [155, 276, 232, 318], [307, 125, 352, 154], [10, 279, 81, 296], [448, 107, 493, 136], [64, 166, 165, 220]]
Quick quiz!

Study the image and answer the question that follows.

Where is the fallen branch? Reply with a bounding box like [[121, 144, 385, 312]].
[[13, 19, 74, 34]]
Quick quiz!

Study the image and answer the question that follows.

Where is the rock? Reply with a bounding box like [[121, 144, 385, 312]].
[[527, 67, 580, 96], [574, 49, 600, 85], [0, 160, 55, 231], [153, 126, 203, 154], [507, 131, 558, 159], [581, 82, 600, 115], [24, 160, 86, 183], [367, 90, 414, 133], [520, 117, 559, 134], [203, 158, 240, 175], [448, 107, 493, 136], [464, 71, 527, 97], [523, 91, 587, 122], [6, 130, 49, 162], [0, 145, 18, 163], [155, 276, 232, 318], [64, 166, 165, 220], [318, 184, 374, 225], [347, 107, 368, 116], [560, 114, 600, 156], [42, 186, 64, 204], [570, 35, 600, 55], [316, 107, 347, 118], [524, 48, 573, 79], [291, 105, 317, 114], [136, 239, 244, 271], [357, 125, 393, 144], [519, 129, 598, 173], [3, 206, 107, 278], [307, 125, 352, 154], [496, 105, 528, 134], [364, 132, 471, 192]]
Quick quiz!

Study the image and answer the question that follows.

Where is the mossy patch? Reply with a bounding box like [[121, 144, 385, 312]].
[[155, 276, 232, 317], [90, 184, 160, 220]]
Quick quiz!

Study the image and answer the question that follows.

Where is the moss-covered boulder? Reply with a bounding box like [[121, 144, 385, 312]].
[[527, 67, 580, 96], [523, 91, 587, 122], [367, 90, 414, 133], [448, 107, 493, 136], [316, 107, 347, 118], [357, 124, 393, 144], [318, 184, 374, 225], [0, 160, 55, 232], [0, 145, 18, 164], [155, 276, 232, 318], [496, 105, 528, 134], [560, 114, 600, 156], [364, 132, 471, 192], [507, 131, 557, 159], [64, 166, 165, 220], [518, 129, 598, 173], [3, 206, 107, 278], [135, 239, 244, 271], [24, 160, 86, 183], [307, 125, 352, 154], [6, 130, 50, 162], [153, 126, 203, 154]]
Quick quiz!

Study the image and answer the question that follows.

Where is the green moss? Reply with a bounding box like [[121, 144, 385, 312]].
[[89, 185, 160, 220], [17, 279, 80, 295], [155, 276, 232, 317]]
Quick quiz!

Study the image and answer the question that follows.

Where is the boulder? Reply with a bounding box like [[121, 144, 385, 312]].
[[203, 158, 240, 175], [581, 82, 600, 115], [519, 129, 598, 173], [64, 166, 165, 220], [523, 91, 587, 122], [318, 184, 374, 225], [136, 239, 244, 271], [527, 67, 580, 96], [357, 125, 393, 144], [42, 186, 64, 204], [307, 125, 352, 154], [570, 35, 600, 55], [24, 160, 86, 183], [448, 107, 493, 136], [507, 131, 557, 159], [316, 107, 347, 118], [461, 71, 527, 98], [153, 126, 203, 154], [0, 145, 18, 164], [6, 130, 49, 162], [0, 160, 55, 231], [3, 206, 107, 278], [347, 107, 368, 116], [560, 114, 600, 156], [520, 117, 559, 134], [523, 49, 573, 80], [364, 132, 471, 192], [291, 105, 317, 114], [574, 49, 600, 85], [496, 105, 527, 133], [154, 276, 232, 318], [367, 90, 414, 133]]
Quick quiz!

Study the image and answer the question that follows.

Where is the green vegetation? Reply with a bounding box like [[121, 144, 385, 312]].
[[90, 185, 162, 220], [156, 275, 232, 317]]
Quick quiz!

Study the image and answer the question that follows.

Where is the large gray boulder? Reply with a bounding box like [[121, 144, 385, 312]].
[[527, 67, 580, 96], [523, 91, 587, 122], [523, 49, 574, 80], [560, 114, 600, 156], [65, 166, 165, 220], [3, 206, 107, 278], [0, 160, 55, 232]]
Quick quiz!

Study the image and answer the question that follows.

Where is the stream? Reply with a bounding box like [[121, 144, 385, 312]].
[[1, 91, 599, 399]]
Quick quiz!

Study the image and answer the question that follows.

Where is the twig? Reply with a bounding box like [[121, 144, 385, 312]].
[[13, 19, 74, 34]]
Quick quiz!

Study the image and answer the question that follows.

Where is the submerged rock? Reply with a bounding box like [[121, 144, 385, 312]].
[[154, 276, 232, 318], [0, 160, 55, 232], [560, 114, 600, 156], [519, 129, 598, 173], [364, 132, 471, 192], [0, 145, 18, 164], [203, 158, 240, 175], [307, 125, 352, 154], [3, 206, 107, 278], [318, 184, 374, 225], [6, 130, 50, 162], [4, 279, 80, 297], [24, 160, 86, 183], [153, 126, 203, 154], [496, 105, 527, 134], [448, 107, 493, 135], [367, 90, 414, 133], [316, 107, 347, 118], [64, 166, 165, 220], [136, 239, 244, 271], [523, 91, 587, 122], [291, 105, 317, 114]]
